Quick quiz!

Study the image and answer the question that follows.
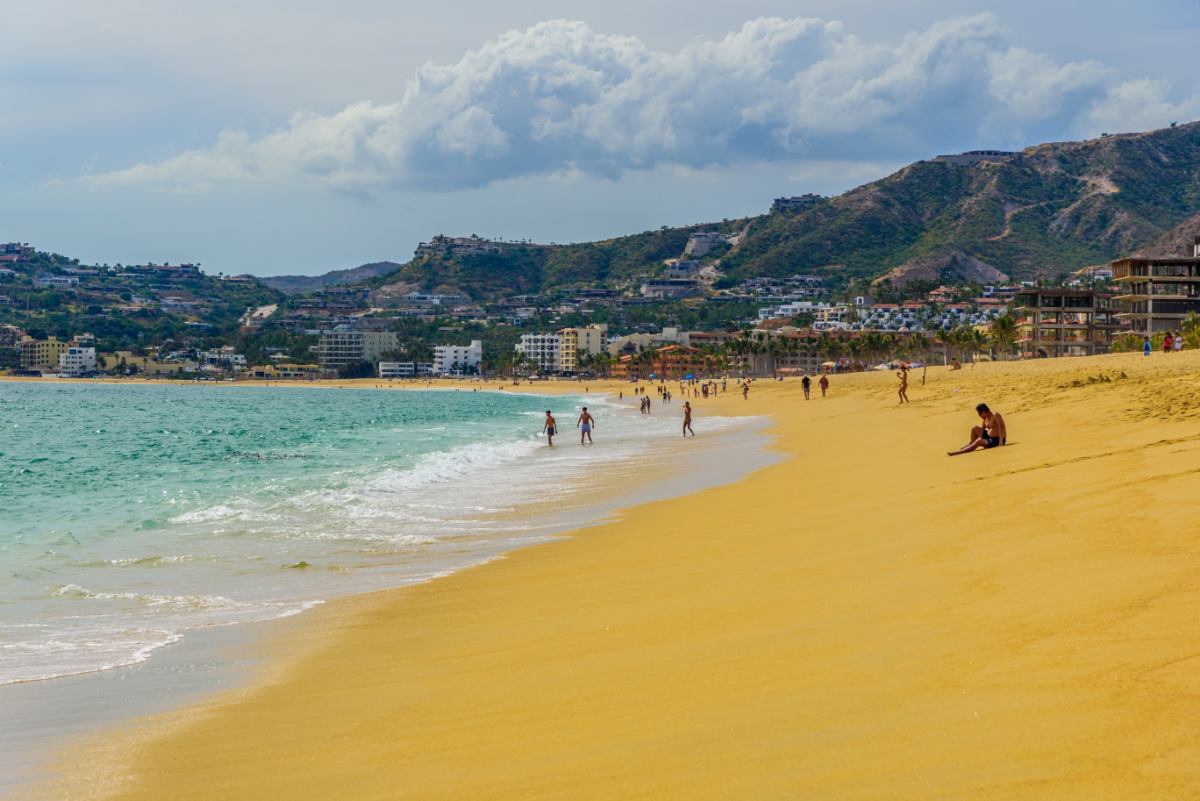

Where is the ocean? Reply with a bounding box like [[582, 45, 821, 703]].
[[0, 382, 706, 686]]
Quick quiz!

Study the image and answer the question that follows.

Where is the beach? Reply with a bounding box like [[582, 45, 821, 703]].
[[31, 353, 1200, 798]]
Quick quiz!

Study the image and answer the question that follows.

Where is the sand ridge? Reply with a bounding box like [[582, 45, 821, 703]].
[[48, 354, 1200, 799]]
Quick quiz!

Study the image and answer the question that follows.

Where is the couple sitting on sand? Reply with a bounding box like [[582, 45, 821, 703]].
[[948, 403, 1006, 456]]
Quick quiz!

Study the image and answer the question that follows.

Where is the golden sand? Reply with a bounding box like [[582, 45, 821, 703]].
[[69, 354, 1200, 798]]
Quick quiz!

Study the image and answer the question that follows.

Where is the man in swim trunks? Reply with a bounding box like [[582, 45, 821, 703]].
[[577, 407, 595, 445], [543, 411, 557, 447], [801, 374, 811, 400], [947, 403, 1007, 455]]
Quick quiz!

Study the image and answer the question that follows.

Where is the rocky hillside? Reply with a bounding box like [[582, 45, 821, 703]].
[[1132, 213, 1200, 257], [723, 121, 1200, 286]]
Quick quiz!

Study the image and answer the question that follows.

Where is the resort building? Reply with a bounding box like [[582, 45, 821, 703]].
[[18, 337, 68, 370], [250, 363, 329, 380], [1111, 240, 1200, 334], [1012, 288, 1125, 357], [612, 345, 709, 380], [514, 332, 563, 373], [58, 346, 96, 377], [559, 324, 608, 373], [433, 341, 482, 375], [377, 361, 434, 378], [317, 327, 400, 368]]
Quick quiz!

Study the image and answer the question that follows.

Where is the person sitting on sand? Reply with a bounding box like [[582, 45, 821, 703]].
[[948, 403, 1007, 456], [950, 357, 962, 371]]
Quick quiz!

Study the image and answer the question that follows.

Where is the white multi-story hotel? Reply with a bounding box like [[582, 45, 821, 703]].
[[515, 332, 563, 373], [58, 346, 96, 377], [433, 340, 482, 375]]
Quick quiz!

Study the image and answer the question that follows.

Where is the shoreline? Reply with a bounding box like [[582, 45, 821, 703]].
[[4, 387, 778, 796]]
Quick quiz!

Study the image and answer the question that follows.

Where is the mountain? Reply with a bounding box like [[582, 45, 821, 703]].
[[1132, 213, 1200, 257], [722, 121, 1200, 286], [358, 122, 1200, 299], [259, 261, 405, 295]]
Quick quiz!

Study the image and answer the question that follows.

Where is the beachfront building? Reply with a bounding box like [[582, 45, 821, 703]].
[[250, 363, 330, 380], [514, 332, 562, 373], [1111, 240, 1200, 334], [198, 349, 248, 372], [317, 326, 400, 368], [559, 324, 608, 373], [433, 341, 482, 376], [377, 361, 434, 378], [58, 346, 96, 377], [1012, 288, 1124, 357], [18, 337, 68, 370], [610, 344, 718, 380]]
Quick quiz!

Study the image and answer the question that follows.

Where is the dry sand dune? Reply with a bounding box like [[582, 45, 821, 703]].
[[65, 353, 1200, 799]]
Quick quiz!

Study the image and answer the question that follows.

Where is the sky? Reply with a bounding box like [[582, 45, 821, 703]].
[[2, 0, 1199, 276]]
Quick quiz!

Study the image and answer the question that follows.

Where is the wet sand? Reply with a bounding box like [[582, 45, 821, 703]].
[[42, 355, 1200, 798]]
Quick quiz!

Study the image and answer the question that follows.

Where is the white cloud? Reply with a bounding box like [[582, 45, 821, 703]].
[[83, 14, 1148, 193], [1082, 78, 1200, 136]]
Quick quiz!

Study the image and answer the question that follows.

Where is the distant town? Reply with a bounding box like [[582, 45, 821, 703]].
[[3, 187, 1200, 381]]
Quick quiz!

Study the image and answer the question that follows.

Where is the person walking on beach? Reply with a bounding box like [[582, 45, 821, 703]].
[[1176, 332, 1184, 352], [801, 374, 811, 400], [543, 411, 557, 447], [1164, 332, 1174, 354], [742, 383, 749, 400], [948, 403, 1007, 455], [577, 407, 595, 445], [819, 373, 829, 397], [897, 364, 909, 404], [682, 401, 694, 437], [1144, 338, 1152, 356]]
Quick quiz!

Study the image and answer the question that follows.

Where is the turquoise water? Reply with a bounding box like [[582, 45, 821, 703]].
[[0, 383, 688, 684]]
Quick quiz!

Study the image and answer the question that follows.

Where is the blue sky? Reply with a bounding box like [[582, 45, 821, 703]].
[[2, 0, 1198, 276]]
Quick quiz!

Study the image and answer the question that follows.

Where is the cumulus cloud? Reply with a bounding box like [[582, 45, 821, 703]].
[[1082, 78, 1200, 135], [83, 14, 1184, 193]]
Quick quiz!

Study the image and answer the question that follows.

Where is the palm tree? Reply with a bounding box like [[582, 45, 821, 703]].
[[989, 314, 1018, 360]]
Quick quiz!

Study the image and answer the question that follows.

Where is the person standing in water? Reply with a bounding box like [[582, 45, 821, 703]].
[[577, 407, 595, 445], [682, 401, 694, 437], [542, 411, 557, 447], [897, 364, 909, 404]]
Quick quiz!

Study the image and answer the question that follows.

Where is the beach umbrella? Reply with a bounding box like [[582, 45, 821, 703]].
[[649, 373, 657, 377], [821, 361, 837, 367], [685, 374, 694, 379]]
